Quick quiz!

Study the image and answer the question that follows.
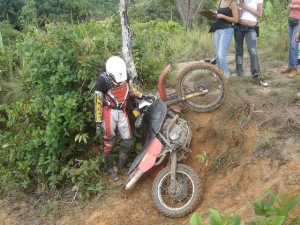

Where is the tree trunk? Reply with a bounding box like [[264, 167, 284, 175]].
[[175, 0, 204, 31], [119, 0, 137, 79]]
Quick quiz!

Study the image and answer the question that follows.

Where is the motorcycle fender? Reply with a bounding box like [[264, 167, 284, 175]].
[[138, 138, 162, 173], [158, 65, 171, 102]]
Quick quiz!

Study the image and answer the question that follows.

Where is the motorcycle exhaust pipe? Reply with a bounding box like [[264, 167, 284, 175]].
[[125, 169, 144, 190]]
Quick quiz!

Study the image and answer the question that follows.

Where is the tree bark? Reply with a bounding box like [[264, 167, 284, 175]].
[[119, 0, 137, 79], [175, 0, 204, 31]]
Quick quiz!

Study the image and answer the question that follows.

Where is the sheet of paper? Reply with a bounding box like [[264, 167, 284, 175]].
[[199, 10, 217, 20]]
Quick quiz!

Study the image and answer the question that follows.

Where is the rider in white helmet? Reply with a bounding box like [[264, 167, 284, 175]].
[[94, 56, 143, 181]]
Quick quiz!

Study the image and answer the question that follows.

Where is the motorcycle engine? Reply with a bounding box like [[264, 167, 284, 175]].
[[162, 116, 192, 162]]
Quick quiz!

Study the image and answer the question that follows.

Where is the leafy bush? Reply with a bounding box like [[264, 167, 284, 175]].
[[0, 21, 21, 46], [0, 18, 183, 198], [258, 0, 289, 60], [0, 22, 21, 82], [190, 188, 300, 225], [131, 19, 183, 88], [1, 20, 117, 194], [190, 209, 240, 225]]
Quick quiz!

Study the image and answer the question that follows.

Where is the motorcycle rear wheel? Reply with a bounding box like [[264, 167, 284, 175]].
[[176, 62, 228, 112], [152, 164, 202, 217]]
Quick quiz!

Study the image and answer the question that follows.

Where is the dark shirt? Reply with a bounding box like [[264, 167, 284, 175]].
[[215, 0, 234, 30], [217, 7, 233, 28]]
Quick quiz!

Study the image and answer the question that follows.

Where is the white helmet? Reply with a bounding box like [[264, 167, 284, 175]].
[[106, 56, 127, 83]]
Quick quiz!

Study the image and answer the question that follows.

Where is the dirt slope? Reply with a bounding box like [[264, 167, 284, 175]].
[[1, 59, 300, 225]]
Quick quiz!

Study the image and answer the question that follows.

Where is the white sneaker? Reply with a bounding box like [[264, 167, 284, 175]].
[[254, 76, 268, 87]]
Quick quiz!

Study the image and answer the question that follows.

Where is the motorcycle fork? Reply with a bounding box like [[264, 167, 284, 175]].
[[169, 151, 177, 194], [166, 90, 208, 106]]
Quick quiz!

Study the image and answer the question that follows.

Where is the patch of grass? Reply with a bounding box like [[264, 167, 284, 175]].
[[253, 132, 278, 157], [212, 150, 233, 171], [218, 72, 300, 136], [257, 102, 300, 135], [290, 77, 300, 92], [42, 202, 60, 215], [197, 151, 209, 166], [169, 27, 215, 62], [0, 182, 25, 200], [258, 21, 288, 62], [219, 77, 257, 132], [0, 79, 27, 104]]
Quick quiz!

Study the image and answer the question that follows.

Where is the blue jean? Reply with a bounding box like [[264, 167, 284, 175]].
[[234, 26, 260, 76], [288, 23, 299, 69], [213, 28, 234, 78]]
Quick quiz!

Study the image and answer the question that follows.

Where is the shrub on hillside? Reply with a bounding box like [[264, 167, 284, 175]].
[[0, 18, 182, 198]]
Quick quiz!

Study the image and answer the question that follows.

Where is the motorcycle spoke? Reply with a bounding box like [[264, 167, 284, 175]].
[[157, 171, 195, 210], [180, 69, 223, 108], [152, 164, 202, 217], [176, 62, 228, 112]]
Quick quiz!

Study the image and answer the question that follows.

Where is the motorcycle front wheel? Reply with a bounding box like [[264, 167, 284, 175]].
[[176, 62, 228, 112], [152, 164, 202, 218]]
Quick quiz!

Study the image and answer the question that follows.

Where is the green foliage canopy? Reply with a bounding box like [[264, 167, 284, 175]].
[[0, 18, 183, 196]]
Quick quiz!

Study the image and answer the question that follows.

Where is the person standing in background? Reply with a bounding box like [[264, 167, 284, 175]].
[[281, 1, 300, 78], [212, 0, 239, 78], [234, 0, 268, 87]]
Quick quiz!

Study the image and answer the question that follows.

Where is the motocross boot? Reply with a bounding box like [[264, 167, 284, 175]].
[[117, 151, 130, 175], [117, 139, 133, 175], [103, 153, 119, 181]]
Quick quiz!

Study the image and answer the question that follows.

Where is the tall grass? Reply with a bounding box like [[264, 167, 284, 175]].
[[167, 0, 289, 64], [166, 24, 215, 62]]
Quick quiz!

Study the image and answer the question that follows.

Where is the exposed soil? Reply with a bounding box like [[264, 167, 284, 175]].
[[1, 58, 300, 225]]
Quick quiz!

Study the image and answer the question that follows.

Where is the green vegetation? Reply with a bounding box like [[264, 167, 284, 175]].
[[0, 18, 181, 199], [197, 151, 209, 166], [0, 0, 220, 29], [0, 0, 298, 202], [190, 188, 300, 225]]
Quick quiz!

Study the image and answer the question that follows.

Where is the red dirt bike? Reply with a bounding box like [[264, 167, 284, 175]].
[[124, 62, 228, 217]]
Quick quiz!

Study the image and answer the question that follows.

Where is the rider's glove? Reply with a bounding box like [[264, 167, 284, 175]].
[[96, 122, 104, 135]]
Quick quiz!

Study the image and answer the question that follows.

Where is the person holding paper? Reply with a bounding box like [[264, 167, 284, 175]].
[[212, 0, 239, 78]]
